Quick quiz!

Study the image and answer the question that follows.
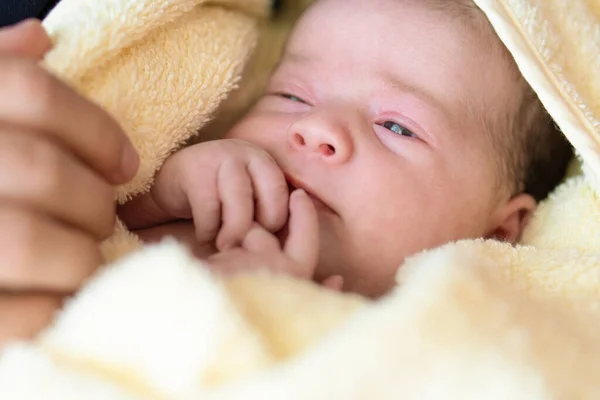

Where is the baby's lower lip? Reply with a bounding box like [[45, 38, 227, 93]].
[[306, 192, 333, 213], [287, 180, 334, 214]]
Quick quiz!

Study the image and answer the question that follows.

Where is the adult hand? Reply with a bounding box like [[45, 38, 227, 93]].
[[0, 19, 139, 347]]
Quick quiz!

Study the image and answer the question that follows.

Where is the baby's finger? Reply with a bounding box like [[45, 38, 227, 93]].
[[189, 191, 221, 247], [247, 155, 289, 233], [242, 223, 281, 254], [283, 189, 319, 275], [215, 158, 254, 250]]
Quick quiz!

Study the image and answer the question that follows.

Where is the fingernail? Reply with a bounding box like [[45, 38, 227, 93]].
[[120, 144, 139, 181]]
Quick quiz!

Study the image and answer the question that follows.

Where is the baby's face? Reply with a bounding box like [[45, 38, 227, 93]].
[[226, 0, 520, 296]]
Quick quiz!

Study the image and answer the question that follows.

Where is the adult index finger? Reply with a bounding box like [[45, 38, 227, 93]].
[[0, 58, 139, 184], [0, 20, 52, 59]]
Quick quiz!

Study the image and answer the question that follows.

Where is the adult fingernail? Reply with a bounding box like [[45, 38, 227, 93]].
[[5, 19, 32, 29], [120, 144, 140, 181]]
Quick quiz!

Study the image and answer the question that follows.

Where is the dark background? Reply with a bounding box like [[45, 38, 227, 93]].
[[1, 0, 282, 27], [0, 0, 60, 27]]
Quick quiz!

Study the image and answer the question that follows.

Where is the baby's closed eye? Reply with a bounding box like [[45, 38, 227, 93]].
[[278, 93, 308, 104], [378, 121, 418, 138], [270, 90, 421, 140]]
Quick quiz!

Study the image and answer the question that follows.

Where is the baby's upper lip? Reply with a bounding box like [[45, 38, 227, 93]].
[[284, 173, 335, 213]]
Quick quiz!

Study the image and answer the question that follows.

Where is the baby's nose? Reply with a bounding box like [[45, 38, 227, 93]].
[[288, 126, 352, 163], [291, 132, 335, 156]]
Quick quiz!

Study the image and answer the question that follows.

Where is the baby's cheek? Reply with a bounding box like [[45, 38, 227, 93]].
[[226, 117, 287, 159]]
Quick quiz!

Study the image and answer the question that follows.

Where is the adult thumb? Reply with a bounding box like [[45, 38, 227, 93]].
[[0, 19, 52, 59]]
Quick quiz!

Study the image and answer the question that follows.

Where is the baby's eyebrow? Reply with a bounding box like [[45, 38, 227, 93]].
[[278, 51, 463, 125], [379, 70, 455, 119], [282, 51, 314, 65], [269, 51, 312, 76]]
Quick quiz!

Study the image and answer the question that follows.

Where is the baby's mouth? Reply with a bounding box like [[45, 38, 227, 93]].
[[285, 174, 334, 214]]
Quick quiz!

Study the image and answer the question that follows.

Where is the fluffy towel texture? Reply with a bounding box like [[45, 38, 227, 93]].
[[1, 0, 600, 398], [41, 0, 271, 261]]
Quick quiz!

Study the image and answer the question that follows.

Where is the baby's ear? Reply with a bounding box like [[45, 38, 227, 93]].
[[486, 194, 537, 243]]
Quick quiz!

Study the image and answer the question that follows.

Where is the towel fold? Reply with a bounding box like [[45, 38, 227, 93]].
[[1, 0, 600, 398]]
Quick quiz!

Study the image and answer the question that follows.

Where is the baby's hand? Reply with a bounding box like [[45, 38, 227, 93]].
[[119, 139, 289, 251], [207, 190, 344, 290]]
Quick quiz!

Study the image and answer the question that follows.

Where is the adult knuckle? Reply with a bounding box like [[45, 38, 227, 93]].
[[95, 183, 117, 239], [11, 63, 57, 117], [91, 116, 125, 170], [23, 139, 64, 196], [0, 134, 63, 198], [0, 209, 41, 275]]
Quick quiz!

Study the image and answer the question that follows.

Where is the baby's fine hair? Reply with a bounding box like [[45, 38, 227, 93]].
[[427, 0, 573, 201]]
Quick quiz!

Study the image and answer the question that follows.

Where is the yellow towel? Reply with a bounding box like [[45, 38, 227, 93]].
[[41, 0, 272, 262], [1, 0, 600, 398]]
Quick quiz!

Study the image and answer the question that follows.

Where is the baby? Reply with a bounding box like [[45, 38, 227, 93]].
[[119, 0, 573, 298]]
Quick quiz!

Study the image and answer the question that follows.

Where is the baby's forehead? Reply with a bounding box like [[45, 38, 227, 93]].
[[286, 0, 520, 119], [291, 0, 502, 61]]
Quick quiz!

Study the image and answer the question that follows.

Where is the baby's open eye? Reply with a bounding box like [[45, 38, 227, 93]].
[[279, 93, 307, 103], [381, 121, 418, 138]]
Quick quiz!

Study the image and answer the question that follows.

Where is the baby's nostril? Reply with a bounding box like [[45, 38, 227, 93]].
[[320, 144, 335, 156], [293, 133, 306, 146]]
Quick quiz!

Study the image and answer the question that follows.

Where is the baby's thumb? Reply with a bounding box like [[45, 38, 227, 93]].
[[0, 19, 52, 59], [283, 189, 319, 277]]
